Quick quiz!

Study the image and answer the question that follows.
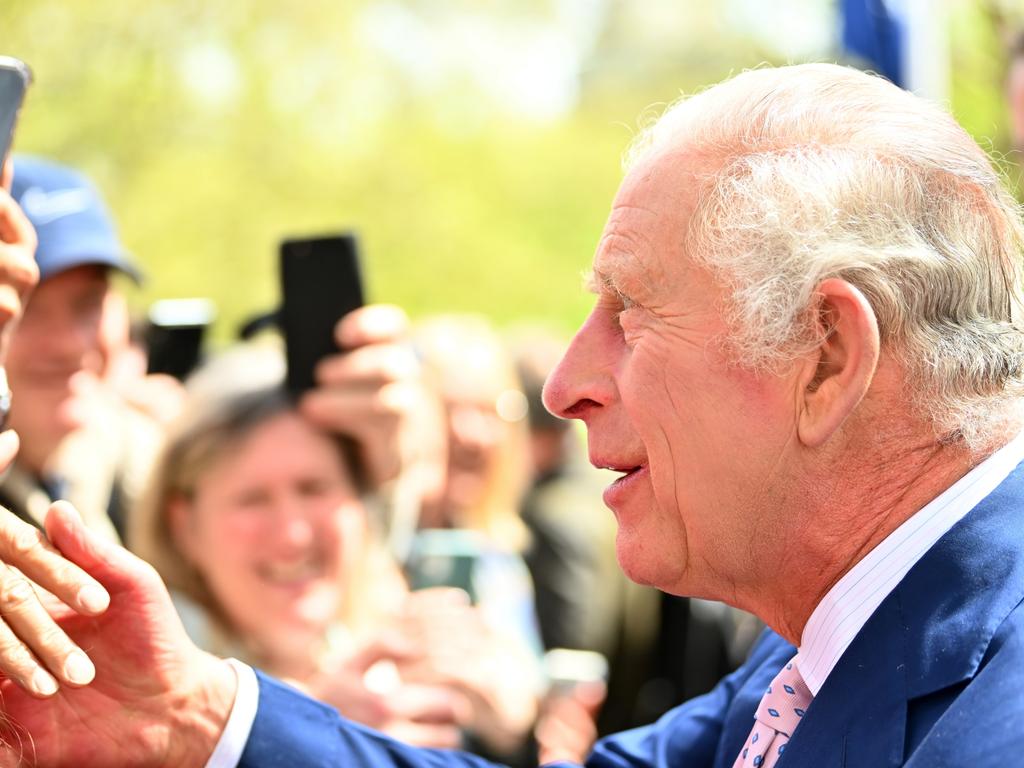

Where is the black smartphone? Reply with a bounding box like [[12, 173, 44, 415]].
[[403, 529, 484, 604], [145, 298, 216, 381], [280, 233, 364, 397], [0, 57, 31, 168]]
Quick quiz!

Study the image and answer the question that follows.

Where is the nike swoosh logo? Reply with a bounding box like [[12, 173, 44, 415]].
[[18, 186, 93, 225]]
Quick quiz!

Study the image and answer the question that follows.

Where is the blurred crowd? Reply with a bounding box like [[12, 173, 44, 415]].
[[13, 33, 1024, 756], [0, 152, 761, 765]]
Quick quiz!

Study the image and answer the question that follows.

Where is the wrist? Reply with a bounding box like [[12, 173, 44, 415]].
[[166, 653, 238, 767]]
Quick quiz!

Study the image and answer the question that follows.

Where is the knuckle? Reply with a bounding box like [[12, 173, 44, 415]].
[[0, 300, 17, 327], [0, 248, 38, 291], [13, 254, 39, 292], [8, 525, 43, 557], [20, 227, 38, 254], [0, 636, 35, 672], [33, 623, 68, 653], [0, 577, 35, 611]]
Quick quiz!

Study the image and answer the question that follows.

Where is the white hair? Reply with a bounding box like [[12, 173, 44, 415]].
[[626, 63, 1024, 451]]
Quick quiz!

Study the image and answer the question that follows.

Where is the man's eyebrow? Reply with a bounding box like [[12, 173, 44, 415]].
[[583, 268, 615, 295]]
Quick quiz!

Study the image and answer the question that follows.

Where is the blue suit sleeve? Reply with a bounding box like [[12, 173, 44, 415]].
[[239, 670, 511, 768], [581, 630, 790, 768], [239, 631, 789, 768]]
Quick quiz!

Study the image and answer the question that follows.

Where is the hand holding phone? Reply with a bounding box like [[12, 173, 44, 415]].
[[0, 56, 34, 438], [281, 238, 446, 491]]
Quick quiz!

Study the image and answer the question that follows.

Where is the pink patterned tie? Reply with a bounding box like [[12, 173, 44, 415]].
[[731, 657, 813, 768]]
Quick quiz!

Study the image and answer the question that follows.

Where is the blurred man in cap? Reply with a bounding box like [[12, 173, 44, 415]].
[[0, 155, 153, 541]]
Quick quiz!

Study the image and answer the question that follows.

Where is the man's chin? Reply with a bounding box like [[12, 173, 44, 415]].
[[614, 529, 664, 588]]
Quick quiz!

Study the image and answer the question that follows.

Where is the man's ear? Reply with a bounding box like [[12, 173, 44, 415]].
[[796, 278, 880, 448]]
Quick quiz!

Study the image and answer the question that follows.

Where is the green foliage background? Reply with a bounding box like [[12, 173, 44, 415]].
[[0, 1, 1016, 340]]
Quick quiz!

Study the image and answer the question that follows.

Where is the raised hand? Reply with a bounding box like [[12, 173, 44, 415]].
[[299, 304, 446, 492], [0, 157, 39, 477], [0, 502, 235, 768], [390, 589, 540, 756], [309, 632, 464, 749]]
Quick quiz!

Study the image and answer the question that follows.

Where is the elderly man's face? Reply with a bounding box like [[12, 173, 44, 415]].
[[544, 152, 801, 599]]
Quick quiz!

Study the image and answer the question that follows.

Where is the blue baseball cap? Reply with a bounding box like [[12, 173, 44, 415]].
[[10, 155, 142, 283]]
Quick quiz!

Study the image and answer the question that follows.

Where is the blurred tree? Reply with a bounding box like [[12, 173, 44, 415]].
[[16, 1, 995, 345]]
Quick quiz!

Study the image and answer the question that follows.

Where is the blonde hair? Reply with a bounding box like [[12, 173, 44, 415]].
[[627, 63, 1024, 451]]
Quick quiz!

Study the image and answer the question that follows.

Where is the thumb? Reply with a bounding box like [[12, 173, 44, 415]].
[[43, 500, 158, 595], [570, 680, 607, 717], [336, 304, 409, 349]]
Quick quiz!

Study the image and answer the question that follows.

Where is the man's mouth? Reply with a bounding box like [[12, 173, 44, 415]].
[[591, 458, 649, 509], [591, 456, 645, 476]]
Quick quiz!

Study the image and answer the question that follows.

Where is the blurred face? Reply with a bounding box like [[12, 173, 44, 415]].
[[543, 152, 801, 600], [6, 265, 108, 470], [442, 390, 509, 514], [175, 411, 365, 664]]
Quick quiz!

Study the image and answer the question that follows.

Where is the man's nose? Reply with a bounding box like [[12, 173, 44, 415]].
[[542, 312, 613, 421]]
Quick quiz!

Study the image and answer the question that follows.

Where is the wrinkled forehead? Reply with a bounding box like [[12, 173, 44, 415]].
[[590, 150, 713, 293]]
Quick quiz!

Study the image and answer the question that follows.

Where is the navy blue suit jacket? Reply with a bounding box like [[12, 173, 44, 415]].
[[240, 464, 1024, 767]]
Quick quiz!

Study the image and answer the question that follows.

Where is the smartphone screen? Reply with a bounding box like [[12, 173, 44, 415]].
[[280, 233, 364, 397], [403, 529, 484, 604], [0, 57, 31, 166]]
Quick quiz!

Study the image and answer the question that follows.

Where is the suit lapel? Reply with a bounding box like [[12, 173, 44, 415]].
[[896, 465, 1024, 701], [782, 595, 907, 768], [778, 462, 1024, 767]]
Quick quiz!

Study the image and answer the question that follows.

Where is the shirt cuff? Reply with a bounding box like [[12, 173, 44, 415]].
[[205, 658, 259, 768]]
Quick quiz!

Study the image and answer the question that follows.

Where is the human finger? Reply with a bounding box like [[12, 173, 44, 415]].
[[0, 246, 39, 331], [385, 721, 463, 750], [0, 507, 109, 618], [0, 187, 37, 250], [0, 158, 11, 192], [43, 500, 159, 594], [335, 304, 409, 349], [388, 683, 465, 724], [313, 343, 421, 387], [0, 560, 96, 695], [382, 685, 467, 749], [299, 382, 422, 449], [569, 679, 607, 715], [536, 698, 598, 765], [343, 633, 422, 674]]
